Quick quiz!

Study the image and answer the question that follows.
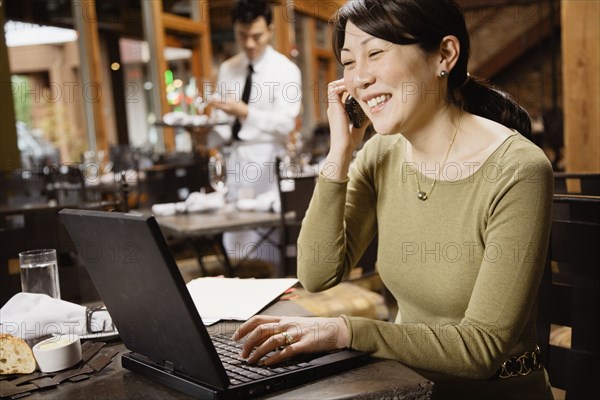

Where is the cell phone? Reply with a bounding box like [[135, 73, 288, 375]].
[[344, 94, 368, 128]]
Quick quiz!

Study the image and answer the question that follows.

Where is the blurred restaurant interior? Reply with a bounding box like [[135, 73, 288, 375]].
[[2, 0, 597, 173], [0, 1, 599, 398]]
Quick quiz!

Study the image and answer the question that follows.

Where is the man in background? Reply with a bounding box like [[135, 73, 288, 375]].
[[210, 0, 301, 197], [209, 0, 302, 272]]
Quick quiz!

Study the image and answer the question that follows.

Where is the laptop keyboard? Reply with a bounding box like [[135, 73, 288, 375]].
[[211, 334, 307, 386]]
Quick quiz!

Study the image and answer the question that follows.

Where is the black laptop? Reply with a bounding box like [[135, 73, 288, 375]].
[[59, 209, 368, 399]]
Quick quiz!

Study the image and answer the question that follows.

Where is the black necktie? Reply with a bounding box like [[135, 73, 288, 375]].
[[232, 64, 254, 140]]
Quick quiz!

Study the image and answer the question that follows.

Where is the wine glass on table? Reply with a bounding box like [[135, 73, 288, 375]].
[[208, 149, 228, 201]]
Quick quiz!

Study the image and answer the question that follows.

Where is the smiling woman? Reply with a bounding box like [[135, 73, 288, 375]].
[[332, 1, 532, 141], [233, 2, 554, 400]]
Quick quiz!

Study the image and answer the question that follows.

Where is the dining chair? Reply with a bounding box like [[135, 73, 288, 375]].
[[275, 158, 318, 277], [137, 158, 209, 208], [137, 156, 233, 277], [48, 164, 88, 205], [0, 217, 26, 307], [0, 170, 47, 206], [536, 194, 600, 399], [109, 144, 140, 174], [553, 172, 600, 196]]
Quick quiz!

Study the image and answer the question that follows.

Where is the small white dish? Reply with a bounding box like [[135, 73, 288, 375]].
[[32, 334, 82, 372]]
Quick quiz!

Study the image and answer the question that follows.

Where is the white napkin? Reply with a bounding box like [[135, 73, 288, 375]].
[[151, 191, 225, 216], [236, 190, 280, 212], [0, 293, 113, 341], [151, 201, 186, 216], [185, 191, 225, 213]]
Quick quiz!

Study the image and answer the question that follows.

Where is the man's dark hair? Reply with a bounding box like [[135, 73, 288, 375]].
[[232, 0, 273, 25]]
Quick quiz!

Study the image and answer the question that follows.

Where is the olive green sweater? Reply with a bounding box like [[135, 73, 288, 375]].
[[297, 132, 554, 399]]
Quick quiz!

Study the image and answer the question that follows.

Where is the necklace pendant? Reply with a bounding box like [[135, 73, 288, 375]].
[[417, 191, 428, 201]]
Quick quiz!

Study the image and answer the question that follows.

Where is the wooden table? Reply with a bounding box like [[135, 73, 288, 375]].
[[153, 208, 283, 237], [0, 201, 117, 217], [142, 208, 288, 278], [16, 302, 435, 400]]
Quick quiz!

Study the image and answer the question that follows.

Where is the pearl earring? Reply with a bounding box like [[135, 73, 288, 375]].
[[440, 70, 448, 78]]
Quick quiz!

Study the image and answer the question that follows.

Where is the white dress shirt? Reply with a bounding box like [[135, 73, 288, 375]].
[[211, 45, 302, 199], [212, 45, 302, 144], [209, 46, 301, 273]]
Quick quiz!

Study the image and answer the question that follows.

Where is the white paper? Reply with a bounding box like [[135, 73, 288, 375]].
[[186, 277, 298, 325]]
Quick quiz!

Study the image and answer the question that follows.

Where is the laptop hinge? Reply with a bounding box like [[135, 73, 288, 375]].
[[164, 360, 175, 373]]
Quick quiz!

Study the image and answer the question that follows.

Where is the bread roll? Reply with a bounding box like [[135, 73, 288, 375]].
[[0, 333, 36, 374]]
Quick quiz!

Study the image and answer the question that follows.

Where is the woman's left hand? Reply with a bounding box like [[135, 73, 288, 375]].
[[232, 315, 349, 365]]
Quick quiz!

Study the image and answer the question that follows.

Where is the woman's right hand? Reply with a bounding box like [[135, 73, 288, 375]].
[[324, 79, 369, 180], [232, 315, 349, 366]]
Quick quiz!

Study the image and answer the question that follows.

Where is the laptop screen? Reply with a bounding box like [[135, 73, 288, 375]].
[[59, 209, 229, 389]]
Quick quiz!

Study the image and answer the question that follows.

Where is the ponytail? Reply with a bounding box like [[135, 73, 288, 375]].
[[452, 75, 532, 140]]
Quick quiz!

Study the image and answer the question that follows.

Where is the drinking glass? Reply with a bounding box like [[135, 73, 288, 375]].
[[209, 150, 228, 197], [194, 80, 221, 116], [19, 249, 61, 299]]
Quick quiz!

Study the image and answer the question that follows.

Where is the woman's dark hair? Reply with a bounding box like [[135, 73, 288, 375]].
[[232, 0, 273, 25], [332, 0, 531, 137]]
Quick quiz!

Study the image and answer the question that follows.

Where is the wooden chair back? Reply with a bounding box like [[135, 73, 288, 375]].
[[554, 172, 600, 195], [138, 158, 208, 207], [275, 159, 317, 277], [537, 194, 600, 399], [0, 170, 47, 205]]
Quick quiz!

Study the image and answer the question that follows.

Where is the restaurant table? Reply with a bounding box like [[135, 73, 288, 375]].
[[0, 201, 117, 217], [141, 208, 290, 277], [14, 301, 435, 400], [151, 208, 284, 237]]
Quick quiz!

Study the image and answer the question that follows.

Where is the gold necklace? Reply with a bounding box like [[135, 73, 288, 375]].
[[414, 111, 462, 201]]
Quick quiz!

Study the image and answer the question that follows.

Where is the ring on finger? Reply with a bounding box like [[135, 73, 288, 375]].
[[281, 331, 294, 346]]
